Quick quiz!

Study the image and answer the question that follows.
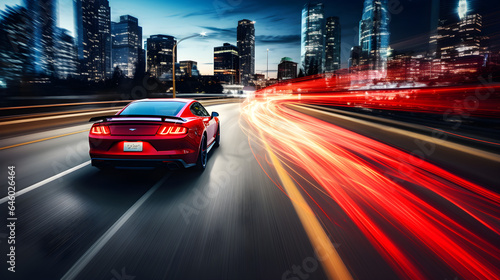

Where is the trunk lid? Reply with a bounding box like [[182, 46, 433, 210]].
[[109, 124, 160, 136]]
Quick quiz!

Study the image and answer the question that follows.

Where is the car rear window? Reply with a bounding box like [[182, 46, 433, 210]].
[[119, 101, 186, 116]]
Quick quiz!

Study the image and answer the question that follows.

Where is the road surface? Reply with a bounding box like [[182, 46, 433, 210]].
[[0, 101, 498, 279]]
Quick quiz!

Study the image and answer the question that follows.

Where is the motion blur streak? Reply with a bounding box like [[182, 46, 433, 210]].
[[262, 137, 353, 280], [257, 74, 500, 118], [241, 95, 500, 280]]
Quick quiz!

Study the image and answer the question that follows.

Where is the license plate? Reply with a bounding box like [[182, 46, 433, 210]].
[[124, 142, 143, 152]]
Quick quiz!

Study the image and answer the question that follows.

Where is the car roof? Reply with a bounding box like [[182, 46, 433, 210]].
[[131, 98, 195, 103]]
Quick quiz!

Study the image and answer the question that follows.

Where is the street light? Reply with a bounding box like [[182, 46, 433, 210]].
[[172, 32, 207, 98], [266, 48, 269, 80]]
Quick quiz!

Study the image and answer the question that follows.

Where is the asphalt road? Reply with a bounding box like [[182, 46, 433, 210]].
[[0, 101, 498, 279]]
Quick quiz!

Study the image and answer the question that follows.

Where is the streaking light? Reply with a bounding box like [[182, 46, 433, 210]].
[[241, 94, 500, 279]]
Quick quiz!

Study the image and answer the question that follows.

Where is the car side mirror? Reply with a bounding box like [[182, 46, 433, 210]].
[[211, 112, 219, 119]]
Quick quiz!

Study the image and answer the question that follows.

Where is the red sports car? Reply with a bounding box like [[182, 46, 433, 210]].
[[89, 99, 220, 171]]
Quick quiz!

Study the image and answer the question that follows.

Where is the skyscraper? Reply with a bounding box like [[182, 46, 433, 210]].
[[111, 15, 142, 78], [0, 5, 29, 86], [301, 2, 325, 76], [278, 57, 298, 81], [237, 19, 255, 86], [214, 43, 239, 84], [457, 13, 483, 58], [23, 0, 57, 76], [432, 0, 486, 76], [75, 0, 111, 82], [325, 16, 341, 72], [55, 28, 77, 79], [146, 35, 176, 78], [359, 0, 390, 71]]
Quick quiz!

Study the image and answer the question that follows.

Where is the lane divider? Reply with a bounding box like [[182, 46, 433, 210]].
[[0, 129, 90, 151], [262, 139, 353, 280], [0, 161, 91, 204], [61, 173, 171, 280]]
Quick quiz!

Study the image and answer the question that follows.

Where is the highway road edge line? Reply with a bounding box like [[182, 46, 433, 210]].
[[262, 140, 353, 280], [60, 173, 171, 280], [0, 161, 91, 204]]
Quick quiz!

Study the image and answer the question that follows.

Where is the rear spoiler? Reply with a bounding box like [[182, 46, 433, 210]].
[[89, 115, 187, 123]]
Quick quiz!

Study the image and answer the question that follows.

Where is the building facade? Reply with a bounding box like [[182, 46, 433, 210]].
[[325, 16, 341, 72], [146, 35, 176, 78], [301, 2, 325, 76], [359, 0, 390, 71], [75, 0, 112, 82], [214, 43, 239, 84], [23, 0, 57, 76], [55, 28, 77, 79], [0, 5, 29, 86], [237, 19, 255, 86], [432, 0, 487, 77], [349, 46, 361, 69], [179, 60, 197, 77], [111, 15, 142, 78], [278, 57, 298, 81]]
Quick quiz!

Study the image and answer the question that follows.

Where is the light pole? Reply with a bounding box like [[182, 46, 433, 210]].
[[266, 48, 269, 80], [172, 32, 206, 98]]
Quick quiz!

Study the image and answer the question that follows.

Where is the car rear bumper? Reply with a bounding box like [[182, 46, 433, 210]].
[[91, 158, 196, 169]]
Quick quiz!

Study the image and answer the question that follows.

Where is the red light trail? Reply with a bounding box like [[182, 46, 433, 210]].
[[241, 92, 500, 279], [258, 74, 500, 118]]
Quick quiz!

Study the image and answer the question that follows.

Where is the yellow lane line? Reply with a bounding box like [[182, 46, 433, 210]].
[[262, 140, 353, 280], [0, 109, 120, 126], [0, 129, 89, 151]]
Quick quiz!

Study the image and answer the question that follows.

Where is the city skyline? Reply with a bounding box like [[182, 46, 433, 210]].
[[2, 0, 500, 78]]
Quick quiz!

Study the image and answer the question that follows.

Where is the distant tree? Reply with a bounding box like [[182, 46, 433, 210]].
[[111, 66, 124, 86], [298, 68, 305, 78]]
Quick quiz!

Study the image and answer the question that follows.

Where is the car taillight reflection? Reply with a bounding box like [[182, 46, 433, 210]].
[[90, 125, 110, 135], [157, 125, 188, 135]]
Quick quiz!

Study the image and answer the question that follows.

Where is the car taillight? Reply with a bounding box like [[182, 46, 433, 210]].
[[157, 125, 188, 135], [90, 125, 110, 135]]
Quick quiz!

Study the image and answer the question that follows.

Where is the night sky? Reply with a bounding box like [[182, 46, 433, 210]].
[[2, 0, 499, 77]]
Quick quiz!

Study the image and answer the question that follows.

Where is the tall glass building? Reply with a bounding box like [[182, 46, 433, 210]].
[[75, 0, 111, 82], [301, 2, 325, 76], [23, 0, 57, 76], [111, 15, 142, 78], [55, 28, 77, 79], [146, 35, 176, 78], [214, 43, 239, 84], [359, 0, 390, 71], [325, 16, 341, 72], [237, 19, 255, 86]]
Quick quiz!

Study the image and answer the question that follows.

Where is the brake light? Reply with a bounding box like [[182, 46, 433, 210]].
[[157, 125, 188, 135], [90, 125, 110, 135]]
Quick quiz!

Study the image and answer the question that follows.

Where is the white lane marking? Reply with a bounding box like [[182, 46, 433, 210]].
[[0, 161, 91, 205], [61, 173, 171, 280], [0, 109, 120, 126]]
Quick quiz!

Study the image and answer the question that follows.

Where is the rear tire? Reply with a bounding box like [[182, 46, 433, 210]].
[[214, 125, 220, 148], [196, 135, 207, 171]]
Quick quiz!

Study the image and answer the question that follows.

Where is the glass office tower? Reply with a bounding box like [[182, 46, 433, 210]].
[[301, 2, 325, 76]]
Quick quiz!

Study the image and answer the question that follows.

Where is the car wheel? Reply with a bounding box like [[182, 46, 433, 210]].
[[196, 134, 207, 170], [214, 125, 220, 148]]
